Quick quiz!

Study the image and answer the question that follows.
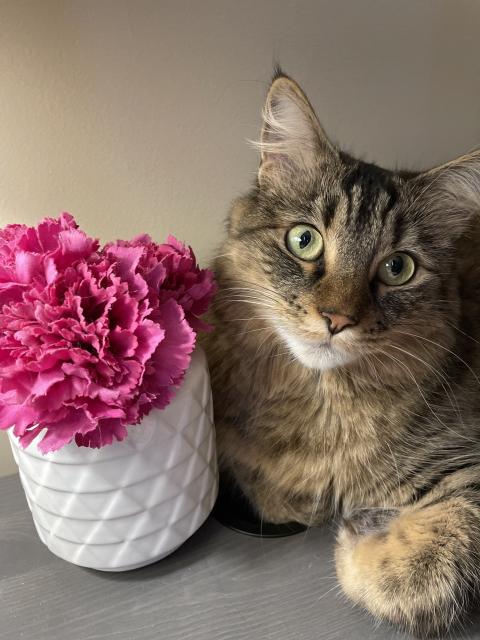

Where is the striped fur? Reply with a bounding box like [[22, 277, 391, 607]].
[[203, 71, 480, 637]]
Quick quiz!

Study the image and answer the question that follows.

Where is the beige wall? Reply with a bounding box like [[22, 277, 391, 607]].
[[1, 0, 480, 475]]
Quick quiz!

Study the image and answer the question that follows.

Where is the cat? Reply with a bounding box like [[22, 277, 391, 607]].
[[202, 68, 480, 638]]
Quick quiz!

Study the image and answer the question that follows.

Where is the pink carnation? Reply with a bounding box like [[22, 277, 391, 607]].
[[108, 234, 216, 331], [0, 214, 216, 452]]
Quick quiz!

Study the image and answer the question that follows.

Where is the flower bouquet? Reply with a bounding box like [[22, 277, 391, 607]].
[[0, 213, 218, 570]]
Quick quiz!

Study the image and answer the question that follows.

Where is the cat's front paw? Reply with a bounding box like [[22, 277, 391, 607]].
[[336, 500, 476, 638]]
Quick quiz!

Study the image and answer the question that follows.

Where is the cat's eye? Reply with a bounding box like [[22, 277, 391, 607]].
[[286, 224, 324, 262], [377, 252, 416, 286]]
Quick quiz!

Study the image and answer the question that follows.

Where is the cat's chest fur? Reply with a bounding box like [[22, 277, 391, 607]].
[[207, 327, 415, 523]]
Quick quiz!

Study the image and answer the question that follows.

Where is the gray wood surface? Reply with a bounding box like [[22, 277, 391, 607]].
[[2, 474, 480, 640]]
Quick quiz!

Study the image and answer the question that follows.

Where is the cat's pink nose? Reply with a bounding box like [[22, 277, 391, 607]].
[[320, 310, 357, 335]]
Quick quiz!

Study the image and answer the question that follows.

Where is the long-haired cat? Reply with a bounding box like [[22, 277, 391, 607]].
[[203, 69, 480, 637]]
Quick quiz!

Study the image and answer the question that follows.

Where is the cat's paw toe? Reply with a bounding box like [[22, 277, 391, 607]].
[[341, 507, 399, 536]]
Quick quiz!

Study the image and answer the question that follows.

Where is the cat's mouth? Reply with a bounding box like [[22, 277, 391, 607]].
[[276, 327, 356, 371]]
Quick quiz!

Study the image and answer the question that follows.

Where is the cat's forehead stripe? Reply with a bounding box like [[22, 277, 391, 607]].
[[339, 162, 400, 233], [321, 195, 339, 228]]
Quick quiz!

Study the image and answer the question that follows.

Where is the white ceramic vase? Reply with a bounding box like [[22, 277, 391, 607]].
[[8, 347, 218, 571]]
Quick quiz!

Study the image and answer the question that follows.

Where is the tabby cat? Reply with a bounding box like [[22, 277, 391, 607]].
[[203, 69, 480, 637]]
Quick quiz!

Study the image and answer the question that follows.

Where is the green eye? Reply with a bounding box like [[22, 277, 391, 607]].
[[286, 224, 324, 261], [377, 252, 416, 286]]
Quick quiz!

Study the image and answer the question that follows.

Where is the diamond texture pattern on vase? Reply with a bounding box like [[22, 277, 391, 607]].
[[8, 347, 218, 571]]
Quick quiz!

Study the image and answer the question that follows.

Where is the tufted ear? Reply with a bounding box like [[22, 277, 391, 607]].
[[256, 71, 336, 194], [413, 150, 480, 238]]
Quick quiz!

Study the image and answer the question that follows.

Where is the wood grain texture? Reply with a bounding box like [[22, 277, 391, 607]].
[[2, 474, 480, 640]]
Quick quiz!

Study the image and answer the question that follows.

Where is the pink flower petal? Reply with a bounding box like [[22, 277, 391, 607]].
[[143, 299, 195, 407], [15, 252, 42, 284], [0, 404, 36, 433], [31, 368, 65, 397], [108, 329, 138, 358], [75, 419, 128, 448], [134, 320, 164, 364], [35, 408, 96, 453]]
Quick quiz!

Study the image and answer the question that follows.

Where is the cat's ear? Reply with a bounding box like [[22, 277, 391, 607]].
[[256, 71, 336, 193], [414, 150, 480, 236]]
